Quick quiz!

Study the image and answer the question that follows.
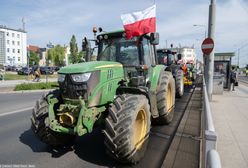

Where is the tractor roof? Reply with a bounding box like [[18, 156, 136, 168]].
[[97, 30, 125, 39]]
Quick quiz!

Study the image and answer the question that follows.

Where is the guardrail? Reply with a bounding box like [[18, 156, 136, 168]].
[[203, 77, 221, 168]]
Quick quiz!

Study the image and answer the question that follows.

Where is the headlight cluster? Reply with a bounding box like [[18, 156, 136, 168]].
[[58, 73, 91, 83], [71, 73, 91, 82]]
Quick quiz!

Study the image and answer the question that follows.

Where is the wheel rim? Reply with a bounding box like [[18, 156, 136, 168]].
[[166, 83, 173, 113], [133, 109, 147, 150]]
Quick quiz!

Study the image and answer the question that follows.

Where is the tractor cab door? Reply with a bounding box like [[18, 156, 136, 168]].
[[142, 37, 156, 68]]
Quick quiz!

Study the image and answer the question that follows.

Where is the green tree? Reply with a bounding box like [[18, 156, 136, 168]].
[[29, 51, 40, 66], [47, 45, 65, 66], [78, 51, 86, 62], [70, 35, 79, 64]]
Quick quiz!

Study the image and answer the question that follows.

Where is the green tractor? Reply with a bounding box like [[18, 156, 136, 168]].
[[157, 49, 184, 98], [31, 30, 175, 164]]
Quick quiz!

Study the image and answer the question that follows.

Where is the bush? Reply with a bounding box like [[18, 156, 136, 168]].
[[14, 82, 58, 91]]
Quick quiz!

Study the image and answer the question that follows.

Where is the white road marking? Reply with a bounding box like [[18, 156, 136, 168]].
[[0, 106, 33, 117]]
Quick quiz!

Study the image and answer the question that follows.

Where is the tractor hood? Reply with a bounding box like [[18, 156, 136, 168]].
[[59, 61, 123, 74]]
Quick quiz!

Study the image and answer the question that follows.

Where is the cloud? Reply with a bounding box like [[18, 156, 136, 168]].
[[1, 0, 248, 66]]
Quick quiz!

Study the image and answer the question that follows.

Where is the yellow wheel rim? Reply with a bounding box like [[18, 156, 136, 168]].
[[166, 84, 173, 113], [133, 109, 147, 150]]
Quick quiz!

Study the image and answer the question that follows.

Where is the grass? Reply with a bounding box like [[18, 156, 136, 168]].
[[14, 82, 59, 91], [1, 73, 57, 80]]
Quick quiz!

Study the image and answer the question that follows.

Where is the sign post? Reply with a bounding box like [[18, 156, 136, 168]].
[[202, 38, 214, 93], [27, 45, 30, 81]]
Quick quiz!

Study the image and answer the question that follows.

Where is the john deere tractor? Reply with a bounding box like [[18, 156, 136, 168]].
[[157, 49, 184, 98], [31, 30, 175, 164]]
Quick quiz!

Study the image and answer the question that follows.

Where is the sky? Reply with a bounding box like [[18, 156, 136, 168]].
[[1, 0, 248, 67]]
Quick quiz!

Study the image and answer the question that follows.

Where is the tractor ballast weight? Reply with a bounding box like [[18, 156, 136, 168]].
[[31, 30, 175, 164]]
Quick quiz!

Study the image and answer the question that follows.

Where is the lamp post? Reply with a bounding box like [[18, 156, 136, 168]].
[[46, 42, 54, 83], [194, 24, 207, 82], [193, 24, 207, 38], [206, 0, 216, 101]]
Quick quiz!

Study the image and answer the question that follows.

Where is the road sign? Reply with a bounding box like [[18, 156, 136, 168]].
[[201, 38, 214, 55]]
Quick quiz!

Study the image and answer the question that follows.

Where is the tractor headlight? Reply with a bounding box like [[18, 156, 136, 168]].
[[71, 73, 91, 83], [58, 74, 66, 82]]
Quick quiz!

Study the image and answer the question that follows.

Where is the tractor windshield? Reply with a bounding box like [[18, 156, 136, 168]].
[[157, 51, 166, 64], [97, 37, 140, 66]]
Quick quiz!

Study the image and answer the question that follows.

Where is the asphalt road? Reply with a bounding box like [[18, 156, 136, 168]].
[[0, 89, 193, 168], [0, 92, 45, 116]]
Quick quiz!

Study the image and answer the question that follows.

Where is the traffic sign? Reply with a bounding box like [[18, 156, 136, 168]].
[[201, 38, 214, 55]]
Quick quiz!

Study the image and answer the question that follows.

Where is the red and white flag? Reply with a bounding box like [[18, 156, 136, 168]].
[[121, 5, 156, 39]]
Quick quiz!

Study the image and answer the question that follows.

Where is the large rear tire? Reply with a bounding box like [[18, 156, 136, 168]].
[[104, 94, 151, 164], [31, 92, 75, 146], [175, 69, 184, 98], [154, 71, 175, 125]]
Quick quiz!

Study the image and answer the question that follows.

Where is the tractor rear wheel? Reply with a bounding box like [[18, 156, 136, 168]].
[[175, 69, 184, 98], [154, 71, 175, 125], [104, 94, 151, 164], [31, 93, 75, 146]]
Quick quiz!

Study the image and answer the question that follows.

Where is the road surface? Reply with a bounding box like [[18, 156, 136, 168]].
[[0, 89, 193, 168]]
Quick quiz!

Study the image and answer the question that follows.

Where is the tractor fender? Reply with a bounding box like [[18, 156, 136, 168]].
[[116, 86, 159, 118]]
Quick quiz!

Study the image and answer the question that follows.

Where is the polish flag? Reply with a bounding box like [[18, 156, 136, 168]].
[[121, 5, 156, 39]]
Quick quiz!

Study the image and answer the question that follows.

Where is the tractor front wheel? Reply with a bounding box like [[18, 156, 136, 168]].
[[104, 94, 151, 164], [154, 71, 176, 125], [31, 93, 75, 146]]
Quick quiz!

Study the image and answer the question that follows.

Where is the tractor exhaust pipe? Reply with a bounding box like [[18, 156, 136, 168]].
[[58, 112, 75, 126]]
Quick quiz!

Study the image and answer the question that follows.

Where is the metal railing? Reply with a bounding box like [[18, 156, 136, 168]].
[[203, 77, 221, 168]]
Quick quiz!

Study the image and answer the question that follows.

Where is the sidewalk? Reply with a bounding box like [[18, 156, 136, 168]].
[[0, 78, 57, 88], [210, 83, 248, 168], [0, 78, 57, 93]]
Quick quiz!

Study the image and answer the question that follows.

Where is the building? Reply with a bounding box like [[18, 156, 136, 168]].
[[29, 45, 40, 53], [179, 47, 196, 65], [39, 48, 47, 66], [0, 25, 27, 66]]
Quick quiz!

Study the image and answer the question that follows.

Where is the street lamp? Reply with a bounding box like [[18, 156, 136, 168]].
[[193, 24, 207, 38]]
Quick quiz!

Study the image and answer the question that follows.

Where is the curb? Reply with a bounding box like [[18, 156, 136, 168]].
[[0, 89, 55, 94]]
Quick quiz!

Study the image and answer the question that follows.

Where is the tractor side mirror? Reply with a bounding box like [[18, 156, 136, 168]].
[[150, 32, 159, 45]]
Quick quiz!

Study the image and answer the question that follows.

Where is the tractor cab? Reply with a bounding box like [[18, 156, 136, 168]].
[[156, 49, 185, 98], [156, 49, 178, 66], [95, 30, 159, 86]]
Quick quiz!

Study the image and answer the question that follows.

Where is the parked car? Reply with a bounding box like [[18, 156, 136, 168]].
[[15, 66, 23, 72], [5, 66, 12, 71], [5, 65, 22, 71], [51, 66, 61, 72], [40, 66, 54, 75], [17, 67, 32, 75]]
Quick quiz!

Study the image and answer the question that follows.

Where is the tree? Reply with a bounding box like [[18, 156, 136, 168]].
[[29, 51, 40, 66], [47, 45, 65, 66], [70, 35, 79, 64], [78, 51, 86, 62]]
